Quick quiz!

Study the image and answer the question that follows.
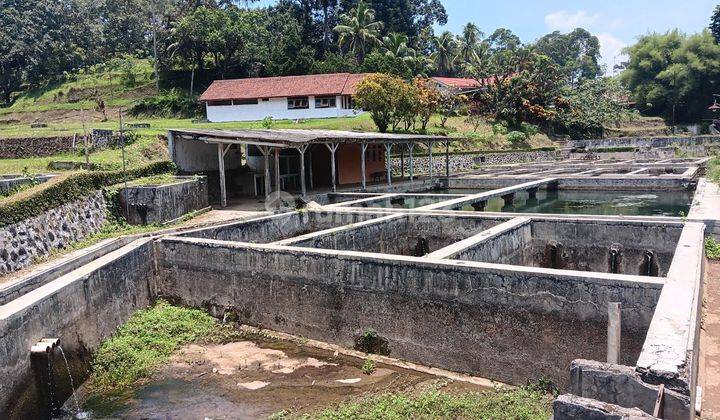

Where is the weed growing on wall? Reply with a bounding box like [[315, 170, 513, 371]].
[[706, 237, 720, 260], [361, 358, 376, 375], [87, 300, 243, 396]]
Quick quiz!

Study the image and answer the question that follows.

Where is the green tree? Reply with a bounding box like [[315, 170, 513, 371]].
[[414, 77, 440, 130], [457, 23, 484, 63], [620, 30, 720, 123], [334, 1, 383, 63], [354, 73, 408, 132], [711, 5, 720, 43], [381, 32, 415, 59], [534, 28, 602, 86], [359, 51, 413, 79], [554, 77, 636, 139], [338, 0, 446, 38], [432, 31, 457, 76]]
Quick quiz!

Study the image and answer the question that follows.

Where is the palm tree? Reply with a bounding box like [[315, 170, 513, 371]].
[[334, 1, 383, 63], [381, 32, 415, 59], [457, 23, 483, 63], [432, 31, 457, 76]]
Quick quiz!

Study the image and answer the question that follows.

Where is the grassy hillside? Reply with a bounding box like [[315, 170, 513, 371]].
[[0, 57, 156, 121]]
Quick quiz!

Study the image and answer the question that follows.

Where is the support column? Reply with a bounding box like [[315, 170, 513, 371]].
[[445, 140, 450, 178], [360, 142, 368, 190], [400, 148, 405, 179], [384, 143, 393, 187], [427, 141, 434, 182], [607, 302, 621, 364], [217, 143, 227, 207], [298, 145, 308, 197], [308, 148, 314, 190], [258, 146, 272, 196], [325, 143, 339, 192], [274, 147, 281, 193], [407, 143, 415, 181]]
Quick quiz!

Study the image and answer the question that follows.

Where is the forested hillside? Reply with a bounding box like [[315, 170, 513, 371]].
[[2, 0, 720, 138]]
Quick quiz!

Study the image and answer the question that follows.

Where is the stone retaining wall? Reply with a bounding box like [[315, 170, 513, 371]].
[[390, 150, 562, 175], [0, 191, 107, 274], [568, 135, 720, 150], [0, 136, 77, 158]]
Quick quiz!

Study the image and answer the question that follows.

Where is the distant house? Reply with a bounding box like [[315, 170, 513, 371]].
[[430, 77, 482, 94], [199, 73, 371, 122]]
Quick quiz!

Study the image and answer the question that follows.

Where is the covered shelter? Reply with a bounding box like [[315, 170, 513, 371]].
[[167, 128, 461, 207]]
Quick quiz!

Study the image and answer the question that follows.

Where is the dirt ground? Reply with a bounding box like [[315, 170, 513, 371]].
[[701, 260, 720, 418], [85, 336, 491, 419]]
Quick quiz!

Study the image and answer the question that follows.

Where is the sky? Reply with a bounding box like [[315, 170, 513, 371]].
[[251, 0, 718, 75]]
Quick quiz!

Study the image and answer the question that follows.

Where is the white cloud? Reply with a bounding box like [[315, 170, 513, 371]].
[[596, 33, 628, 76], [544, 10, 599, 32]]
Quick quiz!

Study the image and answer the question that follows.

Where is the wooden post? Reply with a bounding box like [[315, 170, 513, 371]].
[[607, 302, 621, 364], [308, 148, 314, 190], [217, 143, 227, 207], [384, 143, 392, 187], [427, 141, 434, 182], [445, 140, 450, 178], [298, 145, 308, 197], [360, 142, 368, 190], [400, 148, 405, 179], [325, 143, 339, 192], [407, 143, 415, 181]]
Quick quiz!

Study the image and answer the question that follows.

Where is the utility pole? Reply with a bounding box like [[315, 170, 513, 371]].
[[119, 109, 129, 218], [81, 108, 89, 169]]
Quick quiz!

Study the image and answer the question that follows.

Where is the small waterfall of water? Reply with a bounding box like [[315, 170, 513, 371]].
[[57, 346, 81, 414]]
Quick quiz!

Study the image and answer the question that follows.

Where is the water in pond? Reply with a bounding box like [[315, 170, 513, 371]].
[[349, 195, 451, 209], [451, 189, 693, 216]]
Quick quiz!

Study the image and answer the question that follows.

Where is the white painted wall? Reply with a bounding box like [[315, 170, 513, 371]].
[[205, 95, 362, 122]]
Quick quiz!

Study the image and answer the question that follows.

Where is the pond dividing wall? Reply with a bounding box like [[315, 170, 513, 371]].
[[153, 235, 663, 389]]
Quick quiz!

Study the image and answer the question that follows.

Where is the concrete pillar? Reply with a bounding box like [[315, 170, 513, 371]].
[[325, 143, 339, 192], [384, 143, 393, 187], [607, 302, 621, 364], [217, 143, 227, 207], [400, 148, 405, 179], [298, 145, 308, 197], [360, 143, 368, 190], [407, 143, 415, 181]]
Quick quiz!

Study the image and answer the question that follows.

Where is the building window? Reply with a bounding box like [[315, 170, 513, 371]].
[[233, 99, 259, 105], [341, 95, 355, 109], [314, 96, 337, 108], [208, 100, 232, 106], [288, 97, 309, 109]]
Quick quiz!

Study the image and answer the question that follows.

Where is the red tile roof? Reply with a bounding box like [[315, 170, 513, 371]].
[[199, 73, 372, 102], [431, 77, 482, 89]]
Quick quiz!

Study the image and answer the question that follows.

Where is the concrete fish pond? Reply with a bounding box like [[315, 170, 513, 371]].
[[0, 156, 717, 419]]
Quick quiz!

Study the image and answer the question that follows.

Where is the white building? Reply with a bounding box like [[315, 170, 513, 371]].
[[199, 73, 371, 122]]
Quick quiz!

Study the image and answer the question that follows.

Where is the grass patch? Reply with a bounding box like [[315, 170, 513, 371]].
[[707, 237, 720, 260], [708, 155, 720, 185], [297, 387, 551, 420], [87, 300, 243, 395]]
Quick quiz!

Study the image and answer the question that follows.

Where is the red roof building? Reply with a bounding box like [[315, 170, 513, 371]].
[[199, 73, 371, 122]]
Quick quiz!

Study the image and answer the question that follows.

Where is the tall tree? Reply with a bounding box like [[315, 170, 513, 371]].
[[432, 31, 457, 76], [535, 28, 601, 86], [456, 23, 484, 63], [334, 0, 382, 62], [711, 5, 720, 43], [381, 32, 414, 58]]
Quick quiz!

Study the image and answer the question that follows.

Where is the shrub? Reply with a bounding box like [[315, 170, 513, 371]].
[[492, 123, 508, 135], [0, 161, 176, 228], [521, 122, 540, 136], [506, 131, 527, 143], [707, 237, 720, 260], [261, 116, 274, 129], [361, 358, 376, 375], [130, 89, 202, 118], [353, 329, 391, 356]]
